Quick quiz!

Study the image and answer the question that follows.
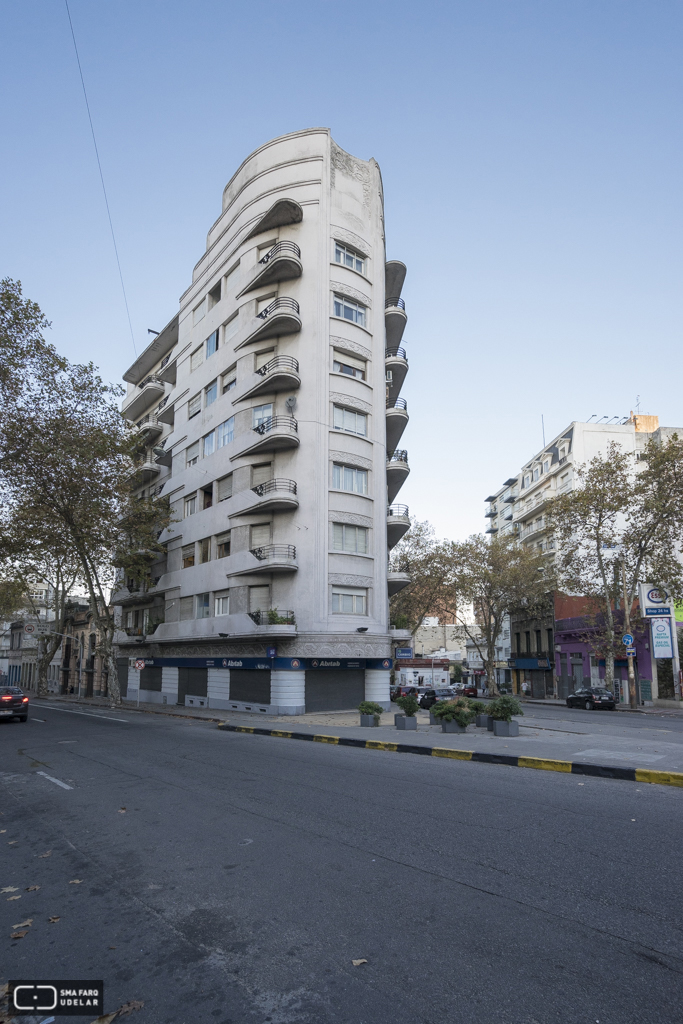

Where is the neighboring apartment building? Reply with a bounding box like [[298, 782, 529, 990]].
[[114, 128, 411, 714], [486, 413, 682, 697]]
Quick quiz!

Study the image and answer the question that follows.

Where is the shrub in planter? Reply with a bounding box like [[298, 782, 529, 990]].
[[431, 698, 476, 733], [395, 694, 419, 730], [468, 699, 487, 715], [358, 701, 384, 727], [488, 695, 523, 737]]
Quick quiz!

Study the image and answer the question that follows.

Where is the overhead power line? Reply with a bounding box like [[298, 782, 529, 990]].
[[64, 0, 137, 357]]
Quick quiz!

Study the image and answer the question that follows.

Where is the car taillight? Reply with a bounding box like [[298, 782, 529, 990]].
[[1, 695, 11, 701], [22, 697, 29, 702]]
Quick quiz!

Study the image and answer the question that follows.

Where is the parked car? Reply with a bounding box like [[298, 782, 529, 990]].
[[419, 688, 456, 709], [391, 685, 418, 701], [0, 687, 29, 722], [566, 686, 616, 710], [461, 683, 479, 698]]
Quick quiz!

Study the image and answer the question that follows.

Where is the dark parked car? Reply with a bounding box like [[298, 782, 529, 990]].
[[566, 686, 616, 711], [0, 686, 29, 721], [419, 688, 456, 709]]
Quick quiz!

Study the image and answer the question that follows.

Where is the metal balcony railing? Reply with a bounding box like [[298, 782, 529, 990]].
[[157, 396, 169, 411], [256, 297, 300, 320], [387, 504, 410, 518], [386, 397, 407, 410], [139, 374, 163, 390], [250, 544, 297, 562], [247, 609, 296, 626], [253, 415, 298, 436], [255, 355, 299, 377], [160, 353, 172, 369], [387, 450, 409, 464], [259, 240, 301, 265], [385, 297, 406, 310], [252, 478, 297, 497], [385, 346, 407, 360]]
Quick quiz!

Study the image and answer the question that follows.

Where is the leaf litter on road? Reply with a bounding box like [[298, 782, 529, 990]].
[[38, 850, 52, 858], [13, 919, 32, 928], [69, 879, 83, 884], [89, 999, 144, 1023], [1, 886, 18, 893], [7, 895, 21, 900], [49, 916, 60, 923], [10, 928, 29, 939], [26, 884, 40, 891], [351, 959, 368, 966]]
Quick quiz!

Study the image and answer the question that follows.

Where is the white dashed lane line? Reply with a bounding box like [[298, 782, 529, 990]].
[[32, 705, 128, 723], [36, 771, 74, 790]]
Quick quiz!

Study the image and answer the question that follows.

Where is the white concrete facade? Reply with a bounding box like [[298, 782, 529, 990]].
[[116, 129, 409, 713]]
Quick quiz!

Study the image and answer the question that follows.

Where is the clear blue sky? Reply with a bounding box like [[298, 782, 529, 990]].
[[3, 1, 681, 540]]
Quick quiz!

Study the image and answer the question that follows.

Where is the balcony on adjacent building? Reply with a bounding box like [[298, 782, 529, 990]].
[[247, 608, 296, 626], [388, 568, 411, 596], [156, 394, 175, 426], [128, 459, 161, 486], [132, 415, 163, 445], [386, 449, 410, 503], [385, 260, 407, 301], [230, 478, 299, 517], [245, 198, 303, 240], [231, 544, 298, 576], [236, 355, 301, 402], [238, 241, 302, 296], [386, 396, 409, 453], [232, 415, 300, 460], [385, 345, 408, 401], [235, 297, 301, 351], [384, 296, 407, 348], [122, 375, 165, 422], [158, 344, 190, 386], [387, 504, 410, 549]]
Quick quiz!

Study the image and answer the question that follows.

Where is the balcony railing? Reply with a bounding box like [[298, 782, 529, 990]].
[[520, 518, 545, 540], [247, 609, 296, 626], [256, 297, 300, 320], [252, 478, 297, 497], [259, 240, 301, 265], [255, 355, 299, 377], [157, 396, 169, 411], [139, 374, 163, 391], [250, 544, 297, 562], [388, 504, 409, 518], [387, 449, 409, 463], [386, 397, 407, 410], [385, 297, 406, 310], [385, 346, 407, 360], [253, 415, 298, 437], [159, 353, 172, 369]]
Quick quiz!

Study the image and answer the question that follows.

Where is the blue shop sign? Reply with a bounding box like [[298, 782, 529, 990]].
[[142, 656, 392, 671]]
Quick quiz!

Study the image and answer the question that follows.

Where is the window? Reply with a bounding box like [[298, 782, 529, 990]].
[[252, 463, 272, 487], [188, 393, 201, 419], [332, 587, 367, 614], [199, 538, 211, 564], [184, 495, 196, 517], [255, 349, 275, 371], [222, 372, 236, 393], [208, 281, 221, 308], [525, 631, 531, 654], [333, 405, 367, 436], [547, 629, 554, 657], [217, 417, 234, 448], [223, 312, 239, 342], [182, 544, 195, 568], [333, 463, 368, 494], [515, 632, 521, 654], [535, 629, 542, 653], [333, 350, 366, 380], [217, 474, 233, 501], [250, 523, 272, 547], [215, 594, 229, 616], [205, 330, 219, 358], [179, 596, 194, 620], [205, 380, 217, 406], [202, 486, 213, 510], [186, 442, 199, 467], [333, 294, 366, 327], [190, 347, 203, 372], [533, 467, 539, 481], [333, 523, 368, 554], [196, 593, 210, 619], [217, 532, 231, 558], [543, 459, 550, 473], [523, 474, 530, 488], [560, 446, 567, 458], [253, 403, 273, 428], [249, 585, 270, 612], [193, 300, 206, 325], [203, 431, 215, 458], [334, 242, 366, 274]]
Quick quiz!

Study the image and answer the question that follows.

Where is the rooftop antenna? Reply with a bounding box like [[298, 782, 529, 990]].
[[635, 395, 641, 414], [541, 414, 545, 447], [587, 414, 597, 422], [597, 415, 609, 423]]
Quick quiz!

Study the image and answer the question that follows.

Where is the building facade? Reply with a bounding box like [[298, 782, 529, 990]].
[[114, 129, 411, 713]]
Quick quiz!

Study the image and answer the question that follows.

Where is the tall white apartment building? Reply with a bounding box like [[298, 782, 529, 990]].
[[115, 128, 411, 714]]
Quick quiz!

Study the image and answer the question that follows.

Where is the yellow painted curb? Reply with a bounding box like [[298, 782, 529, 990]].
[[313, 734, 339, 744], [634, 768, 683, 787], [431, 748, 473, 761], [365, 740, 398, 752], [518, 757, 572, 773]]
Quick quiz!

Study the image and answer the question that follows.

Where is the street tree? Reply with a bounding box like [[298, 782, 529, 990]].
[[389, 520, 461, 633], [0, 278, 63, 402]]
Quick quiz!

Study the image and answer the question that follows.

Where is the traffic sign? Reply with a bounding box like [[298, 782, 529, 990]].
[[134, 659, 145, 670], [266, 646, 277, 658], [23, 623, 36, 634], [622, 633, 634, 646], [626, 648, 636, 657]]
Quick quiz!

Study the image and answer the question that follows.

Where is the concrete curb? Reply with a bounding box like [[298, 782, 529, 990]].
[[217, 723, 683, 788]]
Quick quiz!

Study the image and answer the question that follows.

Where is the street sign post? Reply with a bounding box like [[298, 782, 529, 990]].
[[622, 633, 634, 647], [24, 622, 50, 636], [266, 646, 277, 659]]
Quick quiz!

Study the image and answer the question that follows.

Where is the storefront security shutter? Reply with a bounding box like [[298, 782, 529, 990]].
[[140, 666, 162, 692], [116, 659, 129, 698], [304, 669, 364, 712], [229, 670, 270, 704], [177, 667, 208, 704]]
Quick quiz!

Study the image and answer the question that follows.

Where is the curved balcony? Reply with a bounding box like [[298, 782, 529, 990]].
[[229, 478, 299, 517], [385, 260, 407, 301], [387, 504, 410, 549], [128, 460, 161, 486], [387, 449, 410, 504], [245, 198, 304, 240], [248, 608, 296, 626], [386, 396, 409, 453], [235, 297, 302, 351], [231, 544, 298, 576], [132, 416, 163, 445], [388, 569, 411, 596], [156, 394, 175, 426], [385, 296, 407, 348], [239, 241, 302, 296], [231, 415, 299, 460], [385, 346, 408, 399], [122, 375, 165, 423], [236, 355, 301, 402]]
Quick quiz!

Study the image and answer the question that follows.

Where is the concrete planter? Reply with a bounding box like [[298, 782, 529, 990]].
[[429, 712, 439, 725], [486, 716, 495, 731], [441, 720, 467, 734], [492, 719, 519, 737], [395, 715, 418, 731], [476, 714, 491, 728], [360, 714, 379, 728]]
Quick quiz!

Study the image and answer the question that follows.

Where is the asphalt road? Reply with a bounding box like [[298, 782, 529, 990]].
[[2, 702, 682, 1024]]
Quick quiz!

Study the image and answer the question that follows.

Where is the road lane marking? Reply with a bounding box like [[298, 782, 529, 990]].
[[31, 718, 46, 722], [33, 705, 128, 723], [36, 771, 73, 790]]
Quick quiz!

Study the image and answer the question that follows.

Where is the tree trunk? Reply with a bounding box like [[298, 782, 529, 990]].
[[604, 650, 615, 693], [486, 654, 499, 696], [99, 626, 121, 706]]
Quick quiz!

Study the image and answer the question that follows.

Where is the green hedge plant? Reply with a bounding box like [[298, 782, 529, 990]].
[[396, 694, 419, 717], [431, 698, 476, 728], [488, 695, 523, 722], [358, 701, 385, 722]]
